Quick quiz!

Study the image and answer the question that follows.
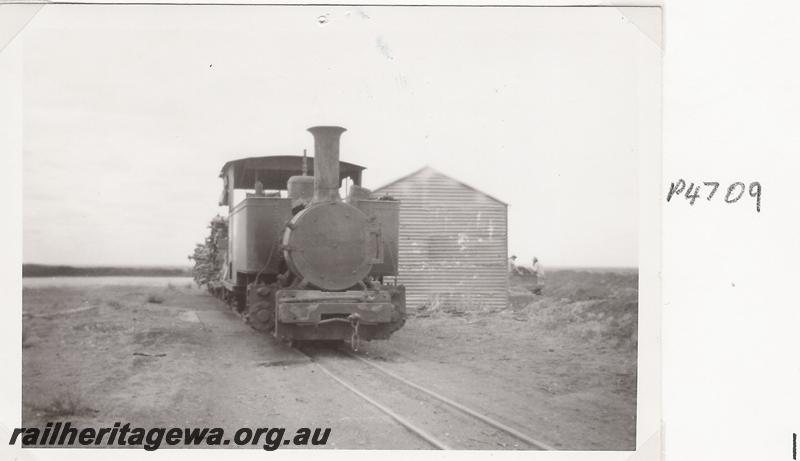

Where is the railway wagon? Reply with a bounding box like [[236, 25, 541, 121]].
[[211, 126, 405, 347]]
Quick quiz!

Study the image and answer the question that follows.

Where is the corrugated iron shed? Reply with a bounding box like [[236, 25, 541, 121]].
[[374, 166, 508, 311]]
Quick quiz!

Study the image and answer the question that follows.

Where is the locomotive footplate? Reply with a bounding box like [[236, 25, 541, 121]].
[[274, 288, 402, 342], [276, 289, 393, 324]]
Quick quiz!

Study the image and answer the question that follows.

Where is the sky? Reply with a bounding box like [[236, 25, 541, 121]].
[[22, 5, 659, 268]]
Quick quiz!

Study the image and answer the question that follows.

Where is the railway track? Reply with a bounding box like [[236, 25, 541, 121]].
[[297, 344, 554, 450]]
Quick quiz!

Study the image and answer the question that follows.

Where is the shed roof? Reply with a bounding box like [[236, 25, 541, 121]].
[[375, 166, 508, 206], [220, 155, 366, 190]]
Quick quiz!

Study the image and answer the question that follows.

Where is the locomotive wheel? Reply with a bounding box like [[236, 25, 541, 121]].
[[245, 284, 276, 332]]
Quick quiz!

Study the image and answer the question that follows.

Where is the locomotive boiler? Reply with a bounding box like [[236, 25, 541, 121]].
[[209, 126, 405, 347]]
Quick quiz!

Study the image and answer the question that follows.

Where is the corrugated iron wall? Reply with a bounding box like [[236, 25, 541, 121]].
[[375, 167, 508, 311]]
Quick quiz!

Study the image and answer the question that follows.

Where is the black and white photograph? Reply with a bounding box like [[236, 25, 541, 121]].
[[4, 3, 662, 457]]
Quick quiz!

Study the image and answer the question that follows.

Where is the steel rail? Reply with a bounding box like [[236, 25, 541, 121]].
[[344, 351, 555, 451], [311, 358, 451, 450]]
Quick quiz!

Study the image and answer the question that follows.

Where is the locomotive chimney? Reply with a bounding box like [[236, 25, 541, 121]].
[[308, 125, 346, 203]]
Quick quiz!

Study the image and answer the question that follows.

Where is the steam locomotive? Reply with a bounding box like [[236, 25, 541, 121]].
[[208, 126, 405, 347]]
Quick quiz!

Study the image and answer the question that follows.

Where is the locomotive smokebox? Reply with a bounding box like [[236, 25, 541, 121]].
[[282, 125, 381, 291], [308, 126, 347, 203]]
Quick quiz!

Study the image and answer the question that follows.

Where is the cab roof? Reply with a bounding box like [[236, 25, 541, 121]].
[[220, 155, 365, 190]]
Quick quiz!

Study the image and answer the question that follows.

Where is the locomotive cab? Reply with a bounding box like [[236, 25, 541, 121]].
[[215, 127, 405, 346]]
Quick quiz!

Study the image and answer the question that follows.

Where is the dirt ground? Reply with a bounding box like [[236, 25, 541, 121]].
[[21, 269, 637, 450]]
